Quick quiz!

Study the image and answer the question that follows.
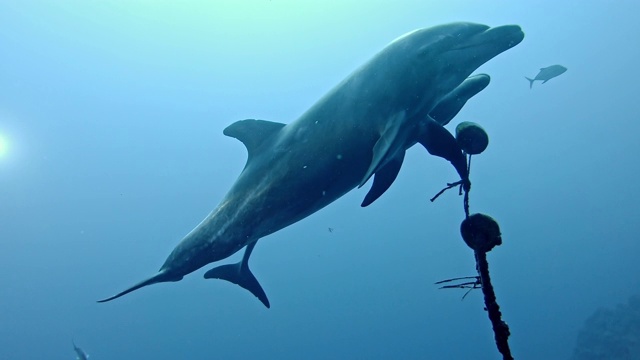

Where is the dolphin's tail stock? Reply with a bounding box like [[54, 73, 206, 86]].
[[97, 269, 177, 303], [204, 242, 270, 308], [525, 76, 535, 89]]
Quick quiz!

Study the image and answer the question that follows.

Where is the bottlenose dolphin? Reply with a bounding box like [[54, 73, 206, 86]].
[[525, 64, 567, 88], [73, 341, 89, 360], [99, 22, 524, 307]]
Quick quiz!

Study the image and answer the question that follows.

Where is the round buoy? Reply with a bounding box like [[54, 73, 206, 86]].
[[455, 122, 489, 155], [460, 213, 502, 252]]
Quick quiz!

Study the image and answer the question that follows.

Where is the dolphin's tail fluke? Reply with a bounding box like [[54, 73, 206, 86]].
[[97, 270, 175, 303], [204, 262, 270, 308], [525, 76, 535, 89], [204, 242, 270, 308]]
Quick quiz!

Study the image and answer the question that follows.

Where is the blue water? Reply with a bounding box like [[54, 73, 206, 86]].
[[1, 1, 639, 359]]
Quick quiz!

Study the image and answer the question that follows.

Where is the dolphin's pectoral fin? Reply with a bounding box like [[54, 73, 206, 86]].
[[361, 151, 405, 207], [224, 119, 286, 162], [359, 111, 407, 187], [418, 117, 468, 180], [430, 74, 491, 126], [203, 242, 270, 308], [360, 129, 397, 187]]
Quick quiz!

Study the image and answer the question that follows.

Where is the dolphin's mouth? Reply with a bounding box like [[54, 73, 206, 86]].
[[482, 24, 524, 47], [452, 25, 524, 52]]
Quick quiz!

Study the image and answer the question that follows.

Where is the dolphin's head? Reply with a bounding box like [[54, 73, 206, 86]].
[[375, 22, 524, 117], [424, 23, 524, 93]]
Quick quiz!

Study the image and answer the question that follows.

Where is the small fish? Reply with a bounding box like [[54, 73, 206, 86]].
[[73, 341, 89, 360], [328, 227, 334, 233], [525, 64, 567, 88]]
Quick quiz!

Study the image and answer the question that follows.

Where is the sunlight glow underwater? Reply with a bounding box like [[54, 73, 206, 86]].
[[0, 134, 8, 158]]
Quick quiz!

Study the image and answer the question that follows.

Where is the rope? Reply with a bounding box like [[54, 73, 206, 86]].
[[433, 152, 514, 359], [475, 251, 513, 360]]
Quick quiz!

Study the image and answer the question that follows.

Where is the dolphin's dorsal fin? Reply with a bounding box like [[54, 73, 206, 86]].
[[361, 151, 405, 207], [224, 119, 286, 162]]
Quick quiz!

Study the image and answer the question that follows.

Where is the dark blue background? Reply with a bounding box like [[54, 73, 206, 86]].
[[1, 1, 638, 359]]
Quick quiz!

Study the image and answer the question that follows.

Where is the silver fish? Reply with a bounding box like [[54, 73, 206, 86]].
[[526, 64, 567, 88]]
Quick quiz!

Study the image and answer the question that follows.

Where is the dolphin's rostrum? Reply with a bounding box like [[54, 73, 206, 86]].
[[99, 23, 524, 307]]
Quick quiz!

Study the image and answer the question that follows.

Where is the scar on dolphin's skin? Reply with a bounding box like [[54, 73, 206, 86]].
[[99, 23, 524, 307]]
